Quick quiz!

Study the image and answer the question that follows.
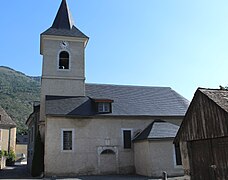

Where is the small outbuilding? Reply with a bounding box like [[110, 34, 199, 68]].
[[174, 88, 228, 180], [0, 105, 17, 169], [134, 120, 184, 177]]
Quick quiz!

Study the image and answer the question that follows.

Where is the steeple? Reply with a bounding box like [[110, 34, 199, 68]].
[[41, 0, 88, 40], [40, 0, 89, 55], [52, 0, 74, 30]]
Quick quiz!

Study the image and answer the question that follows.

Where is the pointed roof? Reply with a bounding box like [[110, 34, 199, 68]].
[[41, 0, 88, 39], [0, 106, 16, 129], [52, 0, 74, 30]]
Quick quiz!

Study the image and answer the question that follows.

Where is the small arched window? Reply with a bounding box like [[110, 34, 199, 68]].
[[59, 51, 69, 69], [101, 149, 115, 155]]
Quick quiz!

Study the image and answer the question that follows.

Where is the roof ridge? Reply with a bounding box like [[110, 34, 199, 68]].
[[86, 83, 170, 89], [198, 87, 228, 91]]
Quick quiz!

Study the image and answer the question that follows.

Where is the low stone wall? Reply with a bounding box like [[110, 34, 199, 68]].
[[0, 157, 6, 169]]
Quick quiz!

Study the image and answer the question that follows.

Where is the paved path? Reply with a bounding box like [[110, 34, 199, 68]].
[[0, 165, 32, 179], [0, 165, 190, 180]]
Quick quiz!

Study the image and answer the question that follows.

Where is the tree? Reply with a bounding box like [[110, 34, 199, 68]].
[[31, 131, 44, 177], [219, 85, 228, 90]]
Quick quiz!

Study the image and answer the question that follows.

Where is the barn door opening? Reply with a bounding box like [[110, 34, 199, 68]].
[[189, 137, 228, 180], [212, 137, 228, 180], [189, 139, 215, 180]]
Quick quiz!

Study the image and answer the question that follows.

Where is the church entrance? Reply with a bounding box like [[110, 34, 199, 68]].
[[97, 146, 119, 175], [100, 149, 116, 174]]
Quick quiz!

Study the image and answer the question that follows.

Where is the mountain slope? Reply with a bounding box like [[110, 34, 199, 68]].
[[0, 66, 40, 134]]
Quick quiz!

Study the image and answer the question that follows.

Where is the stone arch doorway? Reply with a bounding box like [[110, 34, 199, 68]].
[[97, 146, 119, 174]]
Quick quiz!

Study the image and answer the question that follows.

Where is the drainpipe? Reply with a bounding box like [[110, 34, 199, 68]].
[[8, 127, 11, 153]]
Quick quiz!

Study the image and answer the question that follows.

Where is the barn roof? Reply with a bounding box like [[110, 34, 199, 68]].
[[0, 106, 16, 129], [174, 88, 228, 143], [45, 83, 189, 117], [199, 88, 228, 113], [133, 120, 179, 141]]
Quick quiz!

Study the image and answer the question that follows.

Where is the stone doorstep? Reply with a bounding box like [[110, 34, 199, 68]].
[[149, 176, 190, 180]]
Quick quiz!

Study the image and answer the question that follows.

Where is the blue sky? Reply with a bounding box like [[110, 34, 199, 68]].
[[1, 0, 228, 100]]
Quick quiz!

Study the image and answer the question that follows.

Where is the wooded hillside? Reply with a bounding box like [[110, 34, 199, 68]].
[[0, 66, 40, 134]]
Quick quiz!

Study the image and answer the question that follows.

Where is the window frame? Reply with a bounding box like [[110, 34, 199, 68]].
[[61, 128, 75, 152], [57, 50, 71, 71], [97, 102, 111, 113], [121, 128, 133, 149], [173, 143, 183, 167]]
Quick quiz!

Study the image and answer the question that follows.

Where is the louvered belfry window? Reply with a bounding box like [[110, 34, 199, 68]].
[[63, 131, 72, 150]]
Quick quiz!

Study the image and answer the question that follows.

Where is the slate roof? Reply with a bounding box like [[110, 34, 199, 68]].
[[41, 0, 88, 39], [46, 96, 95, 116], [0, 106, 16, 128], [45, 83, 189, 117], [199, 88, 228, 113], [133, 120, 179, 141]]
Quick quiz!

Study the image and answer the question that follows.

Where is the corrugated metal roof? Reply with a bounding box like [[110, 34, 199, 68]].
[[45, 83, 189, 117]]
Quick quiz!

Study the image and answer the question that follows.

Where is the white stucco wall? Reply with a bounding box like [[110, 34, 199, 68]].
[[0, 128, 16, 152], [135, 139, 184, 177], [44, 116, 183, 176], [44, 117, 151, 176], [40, 37, 86, 124], [134, 141, 150, 176]]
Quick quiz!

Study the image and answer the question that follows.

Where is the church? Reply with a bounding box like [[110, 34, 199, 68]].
[[26, 0, 189, 177]]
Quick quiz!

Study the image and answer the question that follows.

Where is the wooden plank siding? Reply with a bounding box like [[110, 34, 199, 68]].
[[174, 89, 228, 143], [188, 137, 228, 180]]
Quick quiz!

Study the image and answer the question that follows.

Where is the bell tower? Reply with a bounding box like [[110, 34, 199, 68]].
[[40, 0, 89, 122]]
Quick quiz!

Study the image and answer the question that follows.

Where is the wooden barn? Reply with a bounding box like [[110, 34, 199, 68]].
[[174, 88, 228, 180]]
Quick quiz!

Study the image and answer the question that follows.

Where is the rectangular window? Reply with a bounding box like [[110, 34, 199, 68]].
[[61, 129, 74, 151], [98, 102, 110, 113], [174, 143, 182, 166], [122, 129, 132, 149]]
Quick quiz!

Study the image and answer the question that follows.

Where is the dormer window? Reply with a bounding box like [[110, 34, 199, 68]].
[[98, 102, 110, 113], [93, 99, 114, 114], [59, 51, 69, 69]]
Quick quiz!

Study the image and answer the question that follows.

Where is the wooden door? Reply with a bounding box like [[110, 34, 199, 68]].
[[189, 137, 228, 180]]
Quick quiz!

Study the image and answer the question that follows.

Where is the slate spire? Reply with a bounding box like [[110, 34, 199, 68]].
[[52, 0, 74, 30], [41, 0, 88, 40]]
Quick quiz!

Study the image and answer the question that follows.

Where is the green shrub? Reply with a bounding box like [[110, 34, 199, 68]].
[[0, 150, 8, 158], [4, 151, 8, 157], [6, 148, 16, 166]]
